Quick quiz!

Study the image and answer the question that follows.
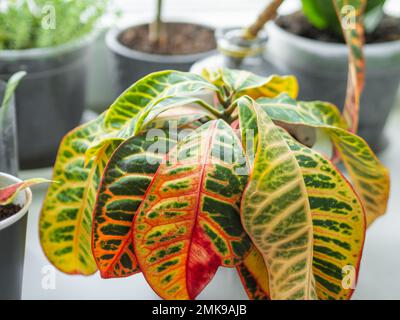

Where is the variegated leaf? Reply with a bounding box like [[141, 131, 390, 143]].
[[40, 115, 115, 275], [221, 68, 299, 100], [143, 112, 207, 131], [0, 178, 50, 205], [299, 101, 348, 129], [86, 86, 220, 160], [104, 70, 217, 130], [133, 120, 251, 300], [238, 97, 317, 300], [327, 130, 389, 226], [236, 247, 270, 300], [258, 94, 390, 226], [92, 130, 179, 278], [237, 127, 365, 300], [283, 129, 365, 299], [333, 0, 367, 133], [203, 68, 299, 101]]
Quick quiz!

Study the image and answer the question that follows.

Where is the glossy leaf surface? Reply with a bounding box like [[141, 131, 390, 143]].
[[92, 130, 178, 278], [203, 68, 299, 101], [258, 95, 389, 226], [237, 125, 365, 300], [85, 72, 218, 160], [239, 97, 317, 300], [40, 116, 113, 275], [133, 120, 251, 299]]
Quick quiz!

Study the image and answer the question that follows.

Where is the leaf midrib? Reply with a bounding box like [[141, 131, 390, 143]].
[[185, 121, 218, 300]]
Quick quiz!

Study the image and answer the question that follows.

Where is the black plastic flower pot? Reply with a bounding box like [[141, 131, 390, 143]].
[[0, 35, 95, 169], [106, 22, 217, 96], [266, 22, 400, 153], [0, 81, 19, 176], [0, 173, 32, 300]]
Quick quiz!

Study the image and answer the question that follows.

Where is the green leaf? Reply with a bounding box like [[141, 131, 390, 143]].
[[257, 94, 390, 226], [302, 0, 381, 34], [40, 70, 218, 276], [85, 71, 218, 160], [1, 71, 26, 109], [282, 129, 365, 300], [142, 112, 207, 132], [302, 0, 343, 33], [133, 120, 251, 299], [92, 129, 179, 278], [40, 115, 114, 275], [0, 71, 26, 124], [203, 68, 299, 101], [104, 71, 217, 130], [237, 126, 365, 301], [238, 97, 317, 300]]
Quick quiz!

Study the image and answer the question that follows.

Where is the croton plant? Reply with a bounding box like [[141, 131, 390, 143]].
[[37, 68, 389, 300], [38, 0, 389, 300]]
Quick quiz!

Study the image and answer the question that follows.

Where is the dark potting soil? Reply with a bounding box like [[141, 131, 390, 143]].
[[119, 22, 216, 55], [277, 11, 400, 44], [0, 204, 21, 222]]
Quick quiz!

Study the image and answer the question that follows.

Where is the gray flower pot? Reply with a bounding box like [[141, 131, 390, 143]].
[[0, 35, 95, 169], [0, 81, 18, 176], [0, 173, 32, 300], [266, 22, 400, 152], [106, 23, 217, 96]]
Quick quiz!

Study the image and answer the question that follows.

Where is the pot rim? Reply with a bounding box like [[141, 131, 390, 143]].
[[106, 21, 217, 64], [0, 173, 33, 232], [0, 30, 99, 60], [268, 21, 400, 57]]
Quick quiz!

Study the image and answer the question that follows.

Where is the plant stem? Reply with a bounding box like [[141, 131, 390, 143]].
[[244, 0, 285, 39], [149, 0, 166, 47], [196, 101, 225, 120], [224, 101, 238, 117]]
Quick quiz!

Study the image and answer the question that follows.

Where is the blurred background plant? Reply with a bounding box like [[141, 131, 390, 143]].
[[0, 0, 109, 50], [302, 0, 387, 35]]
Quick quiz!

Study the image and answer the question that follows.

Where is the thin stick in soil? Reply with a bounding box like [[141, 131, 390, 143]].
[[149, 0, 167, 50], [244, 0, 285, 39]]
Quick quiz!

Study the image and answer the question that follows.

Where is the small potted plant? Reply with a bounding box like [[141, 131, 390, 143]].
[[39, 64, 389, 299], [106, 0, 217, 94], [0, 0, 109, 169], [0, 176, 48, 299], [267, 0, 400, 152]]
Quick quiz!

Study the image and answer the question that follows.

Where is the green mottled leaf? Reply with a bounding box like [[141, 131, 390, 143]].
[[238, 97, 317, 300], [85, 71, 218, 160], [92, 128, 179, 278], [258, 94, 389, 226], [237, 118, 365, 301], [133, 120, 251, 299], [40, 115, 115, 275]]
